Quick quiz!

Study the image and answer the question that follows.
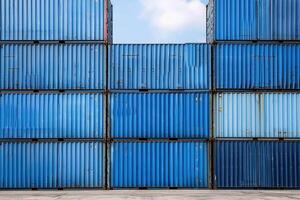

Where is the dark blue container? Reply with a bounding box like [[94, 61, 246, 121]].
[[214, 141, 300, 188], [110, 92, 210, 139], [207, 0, 300, 42], [215, 44, 300, 90], [110, 141, 208, 188]]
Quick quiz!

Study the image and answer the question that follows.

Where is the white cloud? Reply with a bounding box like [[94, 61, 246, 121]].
[[139, 0, 206, 34]]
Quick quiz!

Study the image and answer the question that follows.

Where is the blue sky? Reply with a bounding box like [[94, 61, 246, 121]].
[[111, 0, 208, 44]]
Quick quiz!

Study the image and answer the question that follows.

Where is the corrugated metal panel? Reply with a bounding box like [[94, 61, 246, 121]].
[[215, 141, 300, 188], [109, 44, 211, 90], [0, 93, 104, 139], [214, 0, 257, 41], [0, 142, 104, 189], [258, 141, 300, 188], [110, 141, 208, 188], [0, 142, 58, 189], [58, 142, 104, 188], [207, 0, 300, 42], [110, 92, 209, 139], [214, 141, 257, 188], [258, 0, 300, 41], [0, 44, 105, 90], [0, 0, 110, 41], [214, 93, 260, 138], [216, 44, 300, 90], [214, 93, 300, 138]]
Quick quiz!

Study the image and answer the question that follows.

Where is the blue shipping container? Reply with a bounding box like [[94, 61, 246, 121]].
[[110, 92, 210, 139], [0, 93, 104, 139], [0, 44, 106, 90], [214, 92, 300, 138], [57, 142, 104, 188], [207, 0, 300, 42], [109, 44, 211, 90], [0, 142, 104, 189], [214, 141, 300, 188], [215, 44, 300, 90], [0, 0, 112, 41], [110, 141, 208, 188]]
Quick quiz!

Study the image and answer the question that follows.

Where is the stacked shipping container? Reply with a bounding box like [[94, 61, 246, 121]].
[[1, 0, 300, 190], [108, 44, 211, 188], [206, 0, 300, 43], [0, 0, 113, 42], [0, 0, 112, 189], [207, 0, 300, 189]]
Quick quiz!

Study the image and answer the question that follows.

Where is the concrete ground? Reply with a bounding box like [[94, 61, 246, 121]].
[[0, 190, 299, 200]]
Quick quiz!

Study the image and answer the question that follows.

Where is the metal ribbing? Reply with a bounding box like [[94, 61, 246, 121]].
[[257, 141, 300, 188], [216, 44, 300, 90], [209, 0, 300, 41], [214, 141, 257, 188], [263, 93, 300, 138], [0, 44, 105, 90], [215, 0, 257, 41], [214, 93, 300, 138], [110, 92, 209, 139], [58, 142, 104, 188], [259, 0, 300, 41], [0, 142, 104, 189], [215, 141, 300, 188], [110, 141, 208, 188], [214, 93, 260, 138], [0, 142, 58, 189], [109, 44, 211, 90], [0, 0, 106, 41], [0, 0, 109, 191], [209, 0, 300, 191], [0, 93, 104, 139]]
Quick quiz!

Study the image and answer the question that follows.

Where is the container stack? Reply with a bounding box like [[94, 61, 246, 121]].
[[107, 44, 212, 189], [207, 0, 300, 189], [0, 0, 112, 189], [1, 0, 300, 191]]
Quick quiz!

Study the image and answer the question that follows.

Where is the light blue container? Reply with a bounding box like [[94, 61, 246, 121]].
[[0, 44, 106, 90], [215, 141, 300, 188], [110, 92, 210, 139], [214, 92, 300, 138], [0, 93, 104, 139], [0, 142, 104, 189], [109, 44, 211, 90], [207, 0, 300, 42], [0, 0, 112, 41], [110, 141, 208, 188]]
